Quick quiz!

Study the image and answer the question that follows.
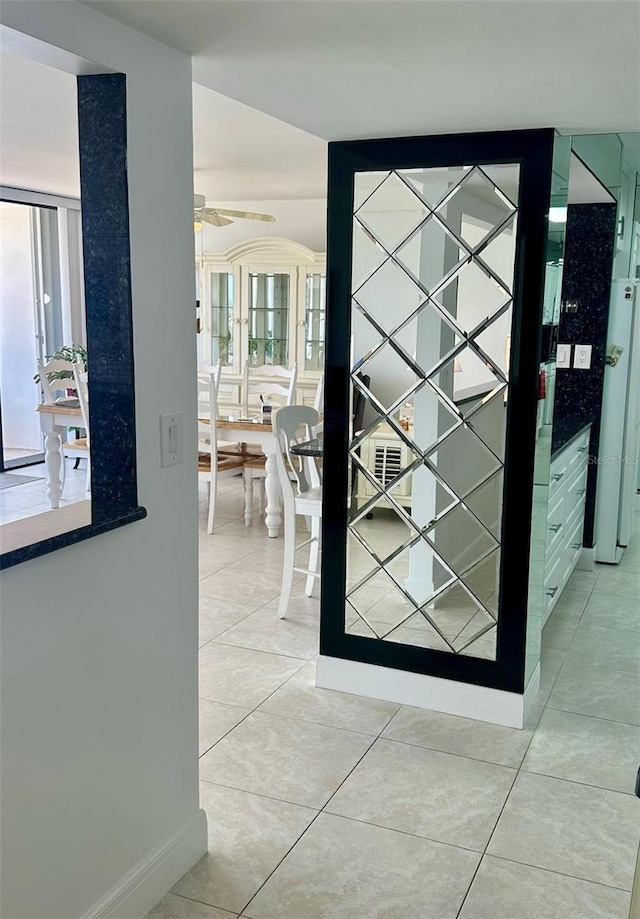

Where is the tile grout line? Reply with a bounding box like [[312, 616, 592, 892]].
[[191, 482, 639, 917], [238, 719, 381, 916], [473, 850, 636, 895]]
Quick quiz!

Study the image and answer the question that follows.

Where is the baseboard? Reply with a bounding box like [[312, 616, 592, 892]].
[[523, 661, 541, 723], [576, 546, 597, 571], [316, 655, 528, 728], [82, 809, 207, 919]]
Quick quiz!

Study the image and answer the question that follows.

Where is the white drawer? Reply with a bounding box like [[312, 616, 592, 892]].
[[543, 553, 564, 623], [546, 492, 566, 559], [567, 430, 590, 471], [566, 463, 588, 510], [549, 428, 590, 493], [564, 515, 585, 572], [549, 460, 568, 498]]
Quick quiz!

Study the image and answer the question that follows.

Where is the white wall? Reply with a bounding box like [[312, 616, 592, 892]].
[[0, 202, 42, 453], [200, 197, 326, 253], [0, 5, 203, 919]]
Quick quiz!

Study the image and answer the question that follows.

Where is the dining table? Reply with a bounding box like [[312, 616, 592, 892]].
[[36, 401, 83, 508], [216, 418, 283, 537], [290, 434, 323, 458]]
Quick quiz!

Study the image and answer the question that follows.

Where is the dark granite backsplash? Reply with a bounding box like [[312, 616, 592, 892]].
[[552, 202, 616, 547]]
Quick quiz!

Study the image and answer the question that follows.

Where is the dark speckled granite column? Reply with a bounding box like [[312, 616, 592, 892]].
[[553, 203, 616, 547], [77, 74, 138, 523]]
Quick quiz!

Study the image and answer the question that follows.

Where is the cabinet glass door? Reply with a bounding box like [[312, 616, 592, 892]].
[[304, 272, 326, 372], [210, 271, 234, 365], [248, 271, 290, 366]]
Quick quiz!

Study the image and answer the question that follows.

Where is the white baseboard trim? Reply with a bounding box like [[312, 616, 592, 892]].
[[316, 655, 528, 728], [523, 661, 541, 724], [82, 809, 207, 919], [576, 546, 597, 570]]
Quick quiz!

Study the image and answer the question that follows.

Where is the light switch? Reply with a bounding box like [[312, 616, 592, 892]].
[[160, 412, 183, 467], [556, 344, 571, 368], [573, 344, 592, 370]]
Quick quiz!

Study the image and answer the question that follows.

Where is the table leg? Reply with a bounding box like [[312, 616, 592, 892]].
[[44, 430, 63, 508], [264, 452, 282, 537]]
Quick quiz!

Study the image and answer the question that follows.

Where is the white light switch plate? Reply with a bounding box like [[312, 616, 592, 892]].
[[573, 344, 592, 370], [556, 344, 571, 368], [160, 412, 183, 467]]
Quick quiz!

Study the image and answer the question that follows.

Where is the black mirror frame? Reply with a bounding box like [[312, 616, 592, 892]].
[[320, 128, 557, 694], [1, 73, 146, 570]]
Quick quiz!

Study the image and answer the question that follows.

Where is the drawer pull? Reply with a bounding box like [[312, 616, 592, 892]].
[[577, 445, 588, 453], [549, 523, 563, 533], [572, 542, 582, 549], [551, 472, 564, 482], [576, 488, 586, 496], [546, 586, 559, 598]]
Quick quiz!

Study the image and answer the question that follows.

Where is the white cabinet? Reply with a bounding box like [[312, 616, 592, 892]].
[[543, 426, 591, 624], [197, 238, 325, 405], [355, 424, 414, 509]]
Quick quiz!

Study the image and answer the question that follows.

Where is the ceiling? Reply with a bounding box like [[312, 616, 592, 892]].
[[568, 154, 616, 205], [81, 0, 640, 139], [192, 83, 326, 202], [0, 50, 326, 202], [2, 2, 638, 207], [0, 50, 80, 197]]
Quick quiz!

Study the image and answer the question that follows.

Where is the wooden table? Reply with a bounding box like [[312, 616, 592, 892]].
[[217, 419, 282, 537], [36, 402, 83, 508]]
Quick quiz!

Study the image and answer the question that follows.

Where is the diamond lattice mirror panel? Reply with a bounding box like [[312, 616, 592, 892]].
[[348, 165, 518, 662], [322, 130, 558, 692]]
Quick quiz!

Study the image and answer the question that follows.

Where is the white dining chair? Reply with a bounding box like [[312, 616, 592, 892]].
[[273, 405, 322, 619], [242, 362, 298, 525], [313, 372, 324, 414], [241, 362, 298, 417], [198, 370, 244, 534], [71, 365, 91, 493]]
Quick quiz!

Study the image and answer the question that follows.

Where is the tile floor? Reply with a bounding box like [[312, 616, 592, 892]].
[[7, 467, 635, 918], [143, 476, 640, 919], [0, 459, 88, 527]]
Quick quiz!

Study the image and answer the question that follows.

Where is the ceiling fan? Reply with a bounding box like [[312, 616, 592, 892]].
[[193, 194, 275, 229]]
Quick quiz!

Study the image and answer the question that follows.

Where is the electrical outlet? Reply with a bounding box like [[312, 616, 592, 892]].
[[573, 344, 592, 370], [556, 344, 572, 368]]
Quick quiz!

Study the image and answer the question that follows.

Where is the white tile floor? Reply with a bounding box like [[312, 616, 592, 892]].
[[143, 477, 640, 919], [6, 468, 637, 918], [0, 459, 88, 527]]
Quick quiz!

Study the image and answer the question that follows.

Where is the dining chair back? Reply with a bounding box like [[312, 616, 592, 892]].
[[273, 405, 322, 619], [37, 358, 81, 404], [242, 362, 298, 416], [72, 366, 91, 492], [313, 373, 324, 414], [198, 369, 244, 533]]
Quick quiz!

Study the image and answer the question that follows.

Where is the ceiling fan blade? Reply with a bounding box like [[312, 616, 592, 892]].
[[213, 208, 275, 222], [199, 210, 233, 227]]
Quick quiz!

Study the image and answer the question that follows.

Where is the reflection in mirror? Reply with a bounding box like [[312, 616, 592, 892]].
[[347, 164, 521, 661], [525, 135, 571, 684]]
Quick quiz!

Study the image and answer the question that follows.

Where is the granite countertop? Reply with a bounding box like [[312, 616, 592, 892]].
[[551, 418, 594, 457]]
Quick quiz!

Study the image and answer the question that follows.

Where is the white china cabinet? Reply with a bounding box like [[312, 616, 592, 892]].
[[197, 238, 326, 406]]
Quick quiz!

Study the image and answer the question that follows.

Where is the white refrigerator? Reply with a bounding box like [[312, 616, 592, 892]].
[[594, 279, 640, 562]]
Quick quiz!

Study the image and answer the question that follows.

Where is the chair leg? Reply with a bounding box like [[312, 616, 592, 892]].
[[207, 461, 217, 535], [278, 510, 296, 619], [243, 469, 254, 527], [258, 477, 266, 514], [305, 516, 321, 597]]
